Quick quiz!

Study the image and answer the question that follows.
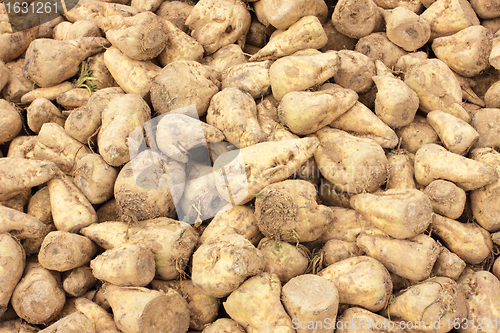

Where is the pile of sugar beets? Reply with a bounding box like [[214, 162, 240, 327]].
[[3, 0, 500, 331]]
